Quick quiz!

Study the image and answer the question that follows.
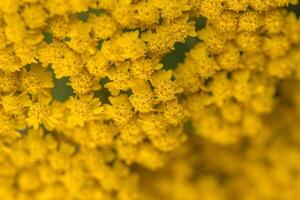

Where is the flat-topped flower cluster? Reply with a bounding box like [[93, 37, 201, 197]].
[[0, 0, 300, 199]]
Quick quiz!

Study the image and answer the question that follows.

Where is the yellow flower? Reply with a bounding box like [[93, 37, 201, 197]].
[[65, 18, 95, 54], [116, 138, 139, 164], [134, 1, 160, 28], [249, 0, 270, 12], [129, 80, 154, 113], [118, 117, 145, 145], [17, 169, 41, 192], [102, 31, 146, 62], [207, 72, 233, 107], [48, 16, 70, 39], [199, 0, 223, 20], [104, 62, 132, 96], [130, 58, 163, 80], [104, 94, 134, 125], [263, 34, 291, 59], [136, 144, 166, 170], [0, 71, 18, 93], [160, 100, 185, 125], [37, 41, 83, 78], [0, 47, 22, 72], [0, 92, 31, 116], [174, 62, 203, 94], [150, 70, 183, 102], [0, 0, 20, 14], [21, 4, 48, 29], [152, 0, 184, 24], [224, 0, 249, 12], [0, 109, 20, 140], [26, 98, 63, 131], [86, 51, 110, 78], [69, 69, 101, 95], [231, 69, 253, 103], [20, 64, 54, 100], [142, 16, 196, 57], [264, 9, 285, 34], [69, 120, 118, 148], [43, 0, 71, 16], [149, 127, 186, 152], [220, 100, 242, 123], [211, 11, 239, 33], [112, 4, 137, 28], [138, 112, 168, 138], [0, 24, 8, 50], [14, 43, 38, 65], [198, 24, 226, 54], [236, 31, 261, 53], [89, 14, 117, 40], [65, 94, 103, 128], [284, 12, 300, 44], [216, 43, 241, 71], [3, 14, 28, 44], [238, 10, 263, 32], [188, 43, 220, 78], [0, 1, 300, 199]]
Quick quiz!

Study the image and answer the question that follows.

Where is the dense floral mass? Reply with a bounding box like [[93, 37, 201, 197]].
[[0, 0, 300, 199]]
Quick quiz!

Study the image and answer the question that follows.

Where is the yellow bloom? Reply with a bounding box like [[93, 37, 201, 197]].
[[104, 62, 132, 96], [236, 31, 261, 53], [89, 14, 117, 40], [150, 70, 182, 102], [129, 80, 154, 113], [0, 1, 299, 199], [18, 169, 41, 192], [14, 43, 38, 65], [0, 0, 20, 14], [216, 43, 241, 71], [136, 144, 166, 170], [3, 14, 27, 44], [0, 92, 31, 116], [0, 71, 18, 93], [187, 43, 220, 78], [138, 112, 168, 137], [86, 51, 110, 78], [224, 0, 249, 12], [65, 18, 95, 54], [65, 94, 103, 128], [20, 64, 54, 100], [26, 98, 63, 131], [262, 34, 291, 59], [69, 120, 118, 148], [21, 4, 48, 29], [198, 24, 226, 54], [104, 94, 134, 125], [37, 41, 83, 78], [238, 10, 263, 32], [69, 69, 101, 95], [102, 31, 146, 62], [0, 109, 20, 140], [199, 0, 223, 20], [0, 47, 22, 72], [48, 16, 70, 40], [118, 117, 145, 145], [160, 99, 185, 125], [134, 1, 160, 28], [211, 11, 239, 33], [130, 58, 163, 80], [220, 100, 242, 123], [43, 0, 71, 16]]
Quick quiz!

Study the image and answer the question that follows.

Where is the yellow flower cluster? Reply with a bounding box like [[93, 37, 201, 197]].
[[140, 81, 300, 200], [0, 0, 299, 199]]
